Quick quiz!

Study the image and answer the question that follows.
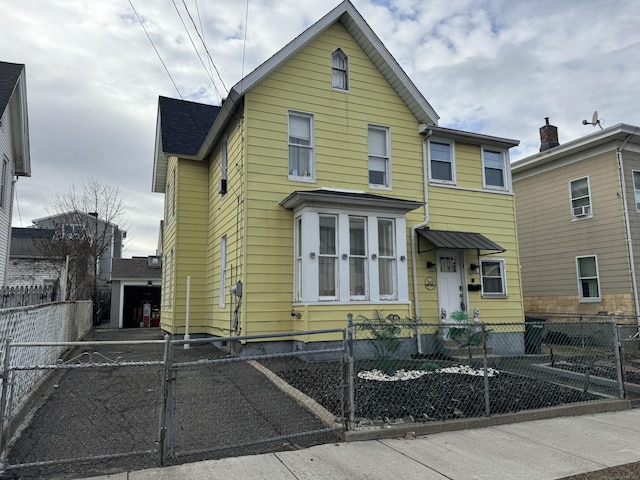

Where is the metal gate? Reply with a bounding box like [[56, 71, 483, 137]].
[[0, 329, 347, 478]]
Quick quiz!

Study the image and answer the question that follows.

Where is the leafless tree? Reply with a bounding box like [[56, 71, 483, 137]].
[[37, 178, 128, 317]]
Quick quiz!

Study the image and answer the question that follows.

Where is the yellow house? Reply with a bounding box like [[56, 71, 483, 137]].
[[151, 1, 524, 354]]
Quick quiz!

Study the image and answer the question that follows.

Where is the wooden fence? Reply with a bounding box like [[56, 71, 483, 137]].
[[0, 286, 58, 309]]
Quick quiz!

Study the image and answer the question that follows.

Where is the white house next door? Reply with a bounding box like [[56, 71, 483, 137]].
[[436, 249, 464, 324]]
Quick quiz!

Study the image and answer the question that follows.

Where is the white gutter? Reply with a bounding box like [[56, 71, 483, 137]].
[[617, 129, 640, 326], [411, 127, 432, 353]]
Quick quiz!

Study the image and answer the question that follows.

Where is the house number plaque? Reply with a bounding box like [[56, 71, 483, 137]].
[[424, 277, 437, 291]]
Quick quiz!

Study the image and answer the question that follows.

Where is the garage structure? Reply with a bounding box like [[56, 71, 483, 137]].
[[110, 256, 162, 329]]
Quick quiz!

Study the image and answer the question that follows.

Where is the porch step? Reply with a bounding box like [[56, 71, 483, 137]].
[[442, 339, 493, 358]]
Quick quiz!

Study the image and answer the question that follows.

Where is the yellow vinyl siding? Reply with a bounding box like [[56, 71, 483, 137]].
[[168, 159, 208, 334], [240, 23, 426, 335], [206, 114, 247, 336]]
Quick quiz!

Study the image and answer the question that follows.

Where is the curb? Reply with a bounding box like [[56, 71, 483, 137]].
[[342, 398, 632, 442]]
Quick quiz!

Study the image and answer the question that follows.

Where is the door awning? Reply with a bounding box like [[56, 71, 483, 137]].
[[416, 228, 505, 252]]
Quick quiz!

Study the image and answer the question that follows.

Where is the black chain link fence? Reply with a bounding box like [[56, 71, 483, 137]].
[[1, 316, 637, 478]]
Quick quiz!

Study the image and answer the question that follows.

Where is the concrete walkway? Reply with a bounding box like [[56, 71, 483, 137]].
[[78, 408, 640, 480]]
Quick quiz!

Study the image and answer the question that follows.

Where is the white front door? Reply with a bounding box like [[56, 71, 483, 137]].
[[436, 249, 464, 324]]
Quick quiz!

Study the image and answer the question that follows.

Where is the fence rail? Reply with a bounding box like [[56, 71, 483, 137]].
[[0, 285, 58, 309], [0, 316, 637, 478]]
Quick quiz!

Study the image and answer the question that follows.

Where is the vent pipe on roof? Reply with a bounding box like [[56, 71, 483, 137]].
[[539, 117, 560, 152]]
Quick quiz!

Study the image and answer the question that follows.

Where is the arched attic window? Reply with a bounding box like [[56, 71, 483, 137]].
[[331, 48, 349, 91]]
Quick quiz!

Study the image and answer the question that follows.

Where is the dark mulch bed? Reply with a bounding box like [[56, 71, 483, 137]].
[[550, 358, 640, 385], [277, 365, 601, 423]]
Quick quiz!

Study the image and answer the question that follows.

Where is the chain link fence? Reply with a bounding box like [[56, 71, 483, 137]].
[[335, 313, 630, 430], [0, 330, 346, 479], [1, 316, 637, 478]]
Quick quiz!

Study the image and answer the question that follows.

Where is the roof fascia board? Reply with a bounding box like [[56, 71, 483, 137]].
[[512, 141, 618, 182], [419, 124, 519, 148], [195, 0, 440, 161], [512, 123, 639, 174]]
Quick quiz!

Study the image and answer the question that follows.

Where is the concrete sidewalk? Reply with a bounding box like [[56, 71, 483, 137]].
[[78, 408, 640, 480]]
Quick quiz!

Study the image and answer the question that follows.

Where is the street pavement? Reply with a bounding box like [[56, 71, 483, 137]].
[[77, 407, 640, 480]]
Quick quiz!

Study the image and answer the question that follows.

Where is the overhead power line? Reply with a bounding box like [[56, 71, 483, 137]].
[[171, 0, 223, 102], [181, 0, 229, 96], [128, 0, 183, 100]]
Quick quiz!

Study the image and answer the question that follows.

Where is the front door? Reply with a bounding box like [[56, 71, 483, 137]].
[[436, 249, 465, 325]]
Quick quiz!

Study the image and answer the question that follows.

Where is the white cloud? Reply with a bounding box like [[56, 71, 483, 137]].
[[3, 0, 640, 256]]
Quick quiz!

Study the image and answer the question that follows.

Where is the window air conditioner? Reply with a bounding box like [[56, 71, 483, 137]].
[[218, 179, 227, 195], [573, 205, 590, 217]]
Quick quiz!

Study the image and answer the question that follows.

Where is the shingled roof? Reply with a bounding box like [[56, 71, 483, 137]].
[[0, 61, 24, 117], [112, 257, 162, 280], [158, 96, 221, 157]]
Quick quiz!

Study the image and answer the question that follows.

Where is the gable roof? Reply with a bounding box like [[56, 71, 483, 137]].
[[512, 123, 640, 176], [157, 96, 221, 156], [111, 257, 162, 280], [0, 61, 23, 117], [31, 210, 118, 229], [152, 0, 440, 192], [0, 61, 30, 176], [152, 96, 221, 192], [10, 227, 57, 259]]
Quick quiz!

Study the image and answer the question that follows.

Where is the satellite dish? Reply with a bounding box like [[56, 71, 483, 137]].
[[582, 110, 604, 130]]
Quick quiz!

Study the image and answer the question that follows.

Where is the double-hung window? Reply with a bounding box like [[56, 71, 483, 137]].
[[293, 210, 407, 303], [349, 217, 368, 299], [480, 258, 507, 297], [331, 48, 348, 91], [576, 255, 600, 301], [368, 125, 390, 188], [483, 147, 508, 190], [318, 215, 338, 299], [633, 170, 640, 211], [377, 218, 397, 299], [570, 176, 592, 218], [429, 140, 454, 183], [288, 111, 314, 180]]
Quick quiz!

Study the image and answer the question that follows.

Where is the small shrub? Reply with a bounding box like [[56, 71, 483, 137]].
[[447, 310, 492, 365], [357, 310, 407, 374]]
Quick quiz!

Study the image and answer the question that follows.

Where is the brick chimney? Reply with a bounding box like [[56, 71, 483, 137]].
[[539, 117, 559, 152]]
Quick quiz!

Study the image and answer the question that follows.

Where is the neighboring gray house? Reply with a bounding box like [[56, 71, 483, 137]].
[[110, 256, 162, 329], [7, 227, 61, 287], [1, 61, 31, 285], [31, 211, 125, 284], [512, 120, 640, 319]]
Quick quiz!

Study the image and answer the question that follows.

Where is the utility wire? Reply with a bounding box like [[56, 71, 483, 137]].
[[181, 0, 229, 96], [171, 0, 222, 102], [128, 0, 183, 99], [241, 0, 250, 83]]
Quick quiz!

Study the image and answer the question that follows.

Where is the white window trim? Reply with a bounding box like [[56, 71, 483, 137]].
[[632, 170, 640, 212], [219, 235, 227, 307], [428, 138, 456, 185], [331, 48, 349, 92], [482, 145, 510, 192], [480, 257, 507, 298], [368, 124, 392, 190], [294, 207, 408, 303], [569, 176, 593, 220], [168, 249, 174, 309], [0, 157, 7, 210], [288, 111, 315, 182], [220, 133, 228, 198], [576, 255, 601, 302]]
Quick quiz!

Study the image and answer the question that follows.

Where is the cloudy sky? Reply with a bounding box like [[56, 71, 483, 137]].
[[2, 0, 639, 257]]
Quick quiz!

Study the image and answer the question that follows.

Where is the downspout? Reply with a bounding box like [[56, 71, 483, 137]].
[[617, 130, 640, 327], [5, 177, 18, 286], [411, 128, 432, 353]]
